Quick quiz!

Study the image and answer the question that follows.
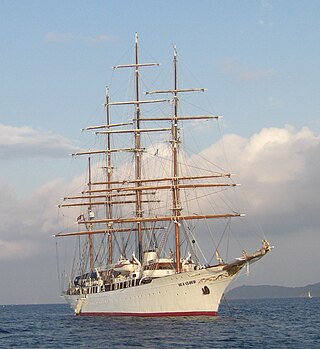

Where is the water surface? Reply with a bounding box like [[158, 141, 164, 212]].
[[0, 298, 319, 348]]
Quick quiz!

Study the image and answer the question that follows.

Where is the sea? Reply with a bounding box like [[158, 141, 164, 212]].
[[0, 298, 319, 348]]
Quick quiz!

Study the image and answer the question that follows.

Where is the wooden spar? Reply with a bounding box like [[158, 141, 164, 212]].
[[55, 226, 165, 238], [77, 212, 243, 226], [82, 122, 132, 131], [60, 182, 231, 205], [59, 200, 160, 207], [72, 148, 135, 156], [81, 193, 139, 197], [62, 192, 152, 200], [107, 99, 169, 106], [146, 88, 205, 94], [139, 116, 221, 121], [90, 174, 233, 186], [83, 183, 239, 194], [114, 63, 159, 69], [61, 181, 233, 205], [95, 127, 171, 135]]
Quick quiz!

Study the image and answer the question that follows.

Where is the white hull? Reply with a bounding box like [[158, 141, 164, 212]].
[[64, 264, 242, 316]]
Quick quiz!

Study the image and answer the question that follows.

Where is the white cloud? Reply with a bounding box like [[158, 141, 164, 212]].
[[199, 125, 320, 236], [233, 125, 318, 184], [0, 124, 319, 296], [0, 124, 80, 160], [0, 177, 65, 261]]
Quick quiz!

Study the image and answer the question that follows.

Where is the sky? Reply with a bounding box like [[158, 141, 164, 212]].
[[0, 0, 320, 304]]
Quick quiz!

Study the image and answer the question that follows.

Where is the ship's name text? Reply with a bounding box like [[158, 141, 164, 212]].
[[178, 280, 196, 287]]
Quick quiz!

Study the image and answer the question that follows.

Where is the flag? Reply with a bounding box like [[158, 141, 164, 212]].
[[77, 214, 84, 221]]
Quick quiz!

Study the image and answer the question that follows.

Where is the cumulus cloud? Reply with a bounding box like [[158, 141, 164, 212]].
[[0, 124, 80, 160], [0, 177, 66, 261], [0, 122, 318, 305], [199, 125, 320, 235], [221, 57, 274, 81], [1, 124, 319, 267], [44, 32, 116, 44], [59, 125, 320, 240]]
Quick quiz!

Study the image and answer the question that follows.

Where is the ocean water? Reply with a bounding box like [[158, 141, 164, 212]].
[[0, 298, 319, 348]]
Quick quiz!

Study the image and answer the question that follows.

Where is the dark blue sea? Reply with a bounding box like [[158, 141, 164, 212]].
[[0, 298, 319, 348]]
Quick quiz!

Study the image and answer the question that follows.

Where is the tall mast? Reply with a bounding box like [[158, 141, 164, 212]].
[[134, 33, 143, 261], [88, 157, 94, 271], [105, 33, 162, 261], [172, 46, 181, 273], [105, 89, 113, 265]]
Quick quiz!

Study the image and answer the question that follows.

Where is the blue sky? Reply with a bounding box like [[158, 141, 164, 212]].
[[2, 1, 320, 137], [1, 1, 320, 304], [1, 0, 320, 193]]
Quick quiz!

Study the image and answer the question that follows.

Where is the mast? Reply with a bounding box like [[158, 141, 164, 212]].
[[105, 89, 113, 265], [87, 157, 94, 272], [145, 46, 212, 272], [172, 45, 181, 273], [134, 33, 143, 262], [98, 33, 162, 261]]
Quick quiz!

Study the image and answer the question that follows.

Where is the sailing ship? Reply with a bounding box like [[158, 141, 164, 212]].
[[55, 33, 272, 316], [300, 291, 313, 299]]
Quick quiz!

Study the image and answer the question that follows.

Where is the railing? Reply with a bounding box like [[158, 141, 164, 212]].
[[68, 277, 146, 296]]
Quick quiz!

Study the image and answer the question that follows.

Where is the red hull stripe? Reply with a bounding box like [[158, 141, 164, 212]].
[[79, 311, 217, 317]]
